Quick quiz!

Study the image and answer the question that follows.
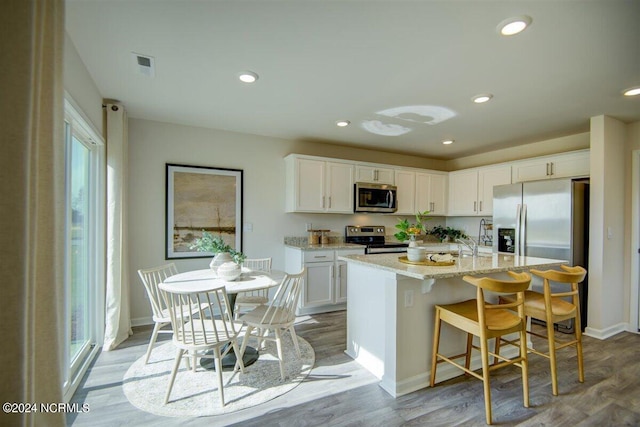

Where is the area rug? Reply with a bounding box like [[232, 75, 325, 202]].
[[123, 333, 315, 417]]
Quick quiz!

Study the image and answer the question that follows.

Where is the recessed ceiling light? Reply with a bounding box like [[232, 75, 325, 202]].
[[336, 120, 351, 127], [238, 71, 258, 83], [498, 15, 532, 36], [442, 139, 454, 145], [623, 86, 640, 97], [472, 94, 493, 104]]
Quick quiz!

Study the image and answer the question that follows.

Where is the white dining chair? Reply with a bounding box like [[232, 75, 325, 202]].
[[137, 264, 182, 364], [159, 282, 245, 407], [239, 269, 305, 381], [234, 257, 273, 319]]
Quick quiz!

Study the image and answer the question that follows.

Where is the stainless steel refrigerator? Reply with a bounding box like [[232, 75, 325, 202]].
[[492, 178, 589, 332]]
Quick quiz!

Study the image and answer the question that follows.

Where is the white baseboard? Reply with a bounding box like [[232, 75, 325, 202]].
[[131, 316, 153, 327], [584, 322, 628, 340], [379, 347, 520, 397]]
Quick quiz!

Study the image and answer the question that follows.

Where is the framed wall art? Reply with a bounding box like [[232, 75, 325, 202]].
[[165, 163, 243, 259]]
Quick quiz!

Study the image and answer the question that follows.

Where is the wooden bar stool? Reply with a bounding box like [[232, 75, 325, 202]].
[[430, 271, 531, 425], [499, 264, 587, 396]]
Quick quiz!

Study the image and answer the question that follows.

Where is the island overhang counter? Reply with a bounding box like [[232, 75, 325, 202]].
[[337, 252, 566, 397]]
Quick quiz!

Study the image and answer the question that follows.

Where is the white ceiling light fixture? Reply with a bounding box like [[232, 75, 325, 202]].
[[442, 139, 454, 145], [472, 94, 493, 104], [336, 120, 351, 127], [238, 71, 259, 83], [623, 86, 640, 97], [498, 15, 532, 36]]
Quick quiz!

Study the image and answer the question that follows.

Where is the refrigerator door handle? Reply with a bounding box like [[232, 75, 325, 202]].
[[521, 204, 527, 255], [515, 204, 522, 256]]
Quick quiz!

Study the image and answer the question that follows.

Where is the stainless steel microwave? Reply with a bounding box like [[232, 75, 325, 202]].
[[354, 182, 397, 213]]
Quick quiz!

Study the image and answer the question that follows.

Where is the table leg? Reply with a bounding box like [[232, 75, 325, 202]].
[[200, 291, 260, 371]]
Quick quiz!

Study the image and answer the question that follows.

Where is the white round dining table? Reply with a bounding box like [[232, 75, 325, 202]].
[[161, 267, 286, 370]]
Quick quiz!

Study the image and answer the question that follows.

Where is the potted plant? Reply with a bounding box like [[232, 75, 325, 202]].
[[394, 210, 430, 247], [427, 225, 468, 243], [190, 231, 246, 276]]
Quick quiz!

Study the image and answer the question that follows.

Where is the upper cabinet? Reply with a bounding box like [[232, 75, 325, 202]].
[[416, 172, 448, 215], [394, 169, 448, 216], [394, 170, 416, 215], [448, 165, 511, 216], [512, 150, 590, 183], [355, 165, 395, 184], [285, 155, 354, 213]]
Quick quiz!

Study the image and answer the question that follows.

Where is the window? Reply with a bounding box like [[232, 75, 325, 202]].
[[63, 98, 105, 401]]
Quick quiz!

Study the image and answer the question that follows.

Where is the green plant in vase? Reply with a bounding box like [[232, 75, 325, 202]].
[[394, 210, 430, 245], [190, 231, 246, 265]]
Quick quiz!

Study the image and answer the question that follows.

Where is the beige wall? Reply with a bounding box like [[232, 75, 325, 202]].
[[63, 32, 103, 135], [624, 122, 640, 328], [587, 116, 626, 335], [446, 132, 589, 171]]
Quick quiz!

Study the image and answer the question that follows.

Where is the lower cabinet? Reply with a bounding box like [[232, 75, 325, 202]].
[[285, 247, 364, 315]]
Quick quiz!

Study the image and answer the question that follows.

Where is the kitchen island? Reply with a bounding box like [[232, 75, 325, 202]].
[[337, 252, 566, 397]]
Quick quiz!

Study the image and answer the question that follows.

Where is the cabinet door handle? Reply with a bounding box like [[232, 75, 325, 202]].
[[474, 201, 477, 212], [328, 196, 332, 208], [374, 170, 378, 181], [546, 162, 550, 176], [430, 202, 434, 211], [550, 162, 554, 175], [313, 255, 328, 259], [479, 201, 482, 212]]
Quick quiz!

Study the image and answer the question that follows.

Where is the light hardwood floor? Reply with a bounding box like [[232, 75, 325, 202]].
[[69, 311, 640, 426]]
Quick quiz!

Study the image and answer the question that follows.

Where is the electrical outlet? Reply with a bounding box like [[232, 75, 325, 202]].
[[404, 290, 414, 307], [306, 223, 313, 231]]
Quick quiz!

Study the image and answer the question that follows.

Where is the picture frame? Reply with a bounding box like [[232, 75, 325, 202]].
[[165, 163, 243, 259]]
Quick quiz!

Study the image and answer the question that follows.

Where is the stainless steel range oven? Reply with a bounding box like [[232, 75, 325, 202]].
[[345, 225, 408, 254]]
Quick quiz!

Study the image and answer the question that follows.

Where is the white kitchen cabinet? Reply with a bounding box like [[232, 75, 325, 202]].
[[395, 169, 448, 216], [355, 165, 395, 184], [511, 150, 590, 183], [394, 169, 416, 215], [416, 172, 448, 215], [285, 155, 354, 213], [285, 247, 364, 315], [448, 165, 511, 216]]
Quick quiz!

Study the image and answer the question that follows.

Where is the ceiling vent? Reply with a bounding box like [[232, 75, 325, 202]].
[[131, 52, 155, 78]]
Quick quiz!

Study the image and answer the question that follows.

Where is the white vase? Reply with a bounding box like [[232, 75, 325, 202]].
[[407, 246, 426, 262], [209, 252, 233, 273], [217, 261, 242, 281]]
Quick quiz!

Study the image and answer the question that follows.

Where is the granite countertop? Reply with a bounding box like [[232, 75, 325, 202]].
[[337, 252, 566, 280]]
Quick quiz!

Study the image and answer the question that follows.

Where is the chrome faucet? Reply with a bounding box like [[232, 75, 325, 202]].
[[456, 237, 479, 257]]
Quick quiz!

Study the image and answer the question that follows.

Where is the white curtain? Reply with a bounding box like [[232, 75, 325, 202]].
[[103, 103, 132, 351], [0, 0, 66, 425]]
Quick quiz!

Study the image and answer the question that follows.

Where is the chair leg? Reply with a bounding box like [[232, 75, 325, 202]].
[[479, 336, 493, 425], [574, 314, 585, 383], [519, 327, 530, 408], [274, 328, 285, 381], [145, 322, 164, 364], [289, 326, 301, 357], [232, 340, 246, 374], [546, 318, 559, 396], [214, 348, 225, 407], [493, 335, 501, 366], [239, 325, 254, 357], [465, 333, 473, 372], [164, 349, 184, 404], [430, 308, 442, 387]]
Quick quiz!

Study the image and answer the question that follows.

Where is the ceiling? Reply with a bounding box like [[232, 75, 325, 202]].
[[65, 0, 640, 160]]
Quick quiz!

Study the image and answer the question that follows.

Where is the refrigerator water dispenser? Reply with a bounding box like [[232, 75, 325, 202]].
[[498, 228, 515, 253]]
